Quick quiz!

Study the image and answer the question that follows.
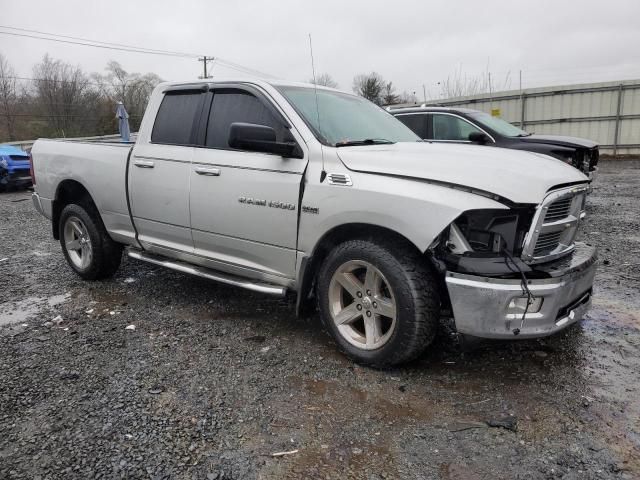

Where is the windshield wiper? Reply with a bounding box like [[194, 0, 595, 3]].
[[335, 138, 395, 147], [515, 133, 533, 137]]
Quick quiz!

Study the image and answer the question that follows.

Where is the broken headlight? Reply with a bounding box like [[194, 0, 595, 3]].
[[445, 208, 535, 256]]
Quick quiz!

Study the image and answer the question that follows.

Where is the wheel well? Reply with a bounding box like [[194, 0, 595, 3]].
[[295, 223, 423, 317], [51, 180, 95, 240]]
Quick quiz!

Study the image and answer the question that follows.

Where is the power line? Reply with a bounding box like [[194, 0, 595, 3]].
[[0, 25, 200, 58], [9, 75, 108, 87], [0, 25, 275, 78], [0, 30, 198, 58]]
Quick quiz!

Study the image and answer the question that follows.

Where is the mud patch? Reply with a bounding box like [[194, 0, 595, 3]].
[[0, 292, 71, 325]]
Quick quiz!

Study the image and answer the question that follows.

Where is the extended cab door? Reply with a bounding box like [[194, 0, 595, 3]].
[[129, 89, 206, 253], [189, 85, 307, 281]]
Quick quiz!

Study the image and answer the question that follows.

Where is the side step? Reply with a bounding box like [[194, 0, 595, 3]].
[[127, 249, 287, 297]]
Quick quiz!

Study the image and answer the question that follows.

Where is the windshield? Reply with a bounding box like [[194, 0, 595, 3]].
[[276, 86, 421, 146], [468, 112, 530, 137]]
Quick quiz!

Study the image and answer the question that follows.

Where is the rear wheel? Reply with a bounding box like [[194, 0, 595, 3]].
[[317, 239, 440, 367], [59, 203, 123, 280]]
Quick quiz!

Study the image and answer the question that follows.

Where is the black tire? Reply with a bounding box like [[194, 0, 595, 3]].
[[58, 202, 123, 280], [317, 239, 440, 367]]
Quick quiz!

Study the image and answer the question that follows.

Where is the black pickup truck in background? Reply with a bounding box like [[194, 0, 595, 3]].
[[389, 106, 599, 177]]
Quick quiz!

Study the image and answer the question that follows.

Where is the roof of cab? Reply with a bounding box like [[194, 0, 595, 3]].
[[387, 105, 480, 115], [158, 77, 346, 94]]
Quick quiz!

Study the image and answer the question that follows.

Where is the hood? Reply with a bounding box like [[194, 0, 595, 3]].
[[336, 142, 588, 204], [521, 134, 598, 149]]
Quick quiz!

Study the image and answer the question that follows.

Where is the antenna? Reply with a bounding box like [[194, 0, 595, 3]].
[[308, 33, 326, 182]]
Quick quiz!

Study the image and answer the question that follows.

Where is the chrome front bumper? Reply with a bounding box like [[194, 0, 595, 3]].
[[445, 242, 597, 339]]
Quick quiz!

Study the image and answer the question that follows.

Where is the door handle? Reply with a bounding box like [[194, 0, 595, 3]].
[[134, 160, 155, 168], [195, 167, 221, 176]]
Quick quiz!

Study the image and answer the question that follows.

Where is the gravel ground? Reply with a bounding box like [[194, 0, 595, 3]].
[[0, 160, 639, 480]]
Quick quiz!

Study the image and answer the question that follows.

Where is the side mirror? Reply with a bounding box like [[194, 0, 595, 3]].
[[228, 122, 302, 158], [468, 131, 491, 145]]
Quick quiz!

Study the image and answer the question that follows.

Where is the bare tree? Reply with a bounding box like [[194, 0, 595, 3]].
[[352, 72, 385, 105], [308, 73, 338, 88], [438, 66, 512, 99], [0, 54, 18, 141], [381, 81, 400, 105], [101, 61, 162, 130], [397, 90, 419, 104], [32, 55, 91, 137]]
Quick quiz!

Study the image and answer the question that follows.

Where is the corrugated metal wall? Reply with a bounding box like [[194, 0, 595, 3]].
[[422, 80, 640, 155]]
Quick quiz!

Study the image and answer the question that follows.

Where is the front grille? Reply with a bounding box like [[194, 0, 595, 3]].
[[522, 185, 589, 264], [9, 155, 29, 161], [544, 198, 573, 222], [533, 231, 563, 256]]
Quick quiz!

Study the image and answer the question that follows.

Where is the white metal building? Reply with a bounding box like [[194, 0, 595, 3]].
[[418, 80, 640, 155]]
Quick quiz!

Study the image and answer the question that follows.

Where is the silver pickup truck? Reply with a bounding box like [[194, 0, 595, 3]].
[[30, 78, 597, 366]]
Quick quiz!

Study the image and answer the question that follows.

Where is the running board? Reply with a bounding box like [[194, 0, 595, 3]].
[[127, 249, 287, 297]]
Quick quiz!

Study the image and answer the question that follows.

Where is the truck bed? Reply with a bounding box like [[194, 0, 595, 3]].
[[31, 139, 137, 245]]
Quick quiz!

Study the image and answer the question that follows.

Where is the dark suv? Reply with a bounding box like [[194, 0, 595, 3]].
[[389, 106, 598, 177]]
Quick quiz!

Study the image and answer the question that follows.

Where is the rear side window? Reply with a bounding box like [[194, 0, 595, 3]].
[[395, 114, 427, 138], [206, 90, 287, 149], [151, 92, 203, 145]]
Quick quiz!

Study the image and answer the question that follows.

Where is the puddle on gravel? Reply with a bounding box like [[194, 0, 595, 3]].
[[0, 293, 71, 326]]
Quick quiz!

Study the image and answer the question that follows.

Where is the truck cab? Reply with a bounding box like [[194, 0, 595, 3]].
[[30, 78, 597, 366]]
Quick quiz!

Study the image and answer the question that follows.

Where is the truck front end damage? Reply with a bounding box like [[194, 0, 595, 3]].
[[433, 184, 597, 339]]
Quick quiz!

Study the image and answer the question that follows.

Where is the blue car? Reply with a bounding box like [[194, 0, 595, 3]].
[[0, 144, 32, 190]]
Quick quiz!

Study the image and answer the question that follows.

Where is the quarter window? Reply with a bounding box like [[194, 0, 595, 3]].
[[206, 90, 287, 149], [432, 114, 483, 141], [151, 92, 203, 145]]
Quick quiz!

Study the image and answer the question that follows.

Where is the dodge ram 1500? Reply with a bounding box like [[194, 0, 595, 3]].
[[30, 79, 597, 366]]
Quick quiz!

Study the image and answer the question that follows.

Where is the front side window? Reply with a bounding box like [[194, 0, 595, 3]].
[[396, 114, 427, 138], [206, 90, 287, 149], [432, 114, 483, 141], [276, 86, 420, 146], [151, 92, 203, 145]]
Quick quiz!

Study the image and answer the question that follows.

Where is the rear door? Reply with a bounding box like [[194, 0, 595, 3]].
[[189, 85, 307, 280], [129, 89, 206, 253]]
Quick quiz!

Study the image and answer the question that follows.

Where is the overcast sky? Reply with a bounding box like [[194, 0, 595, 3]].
[[2, 0, 640, 99]]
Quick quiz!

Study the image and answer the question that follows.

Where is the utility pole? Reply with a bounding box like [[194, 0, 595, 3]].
[[488, 72, 492, 106], [519, 69, 522, 93], [422, 84, 427, 104], [198, 56, 215, 79]]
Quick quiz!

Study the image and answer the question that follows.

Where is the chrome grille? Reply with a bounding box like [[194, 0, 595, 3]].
[[544, 198, 573, 222], [533, 231, 563, 256], [327, 173, 353, 186], [521, 185, 589, 264]]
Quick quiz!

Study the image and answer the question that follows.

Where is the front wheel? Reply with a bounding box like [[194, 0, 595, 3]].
[[59, 203, 123, 280], [317, 239, 440, 367]]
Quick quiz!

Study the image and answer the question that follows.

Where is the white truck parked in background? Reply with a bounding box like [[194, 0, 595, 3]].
[[30, 78, 597, 366]]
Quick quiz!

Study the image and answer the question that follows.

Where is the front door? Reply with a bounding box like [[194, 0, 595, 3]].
[[190, 86, 307, 281]]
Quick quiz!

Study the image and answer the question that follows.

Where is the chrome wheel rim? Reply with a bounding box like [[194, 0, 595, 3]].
[[63, 216, 92, 270], [328, 260, 397, 350]]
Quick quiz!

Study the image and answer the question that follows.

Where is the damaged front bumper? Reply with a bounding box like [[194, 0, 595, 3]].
[[445, 242, 597, 339]]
